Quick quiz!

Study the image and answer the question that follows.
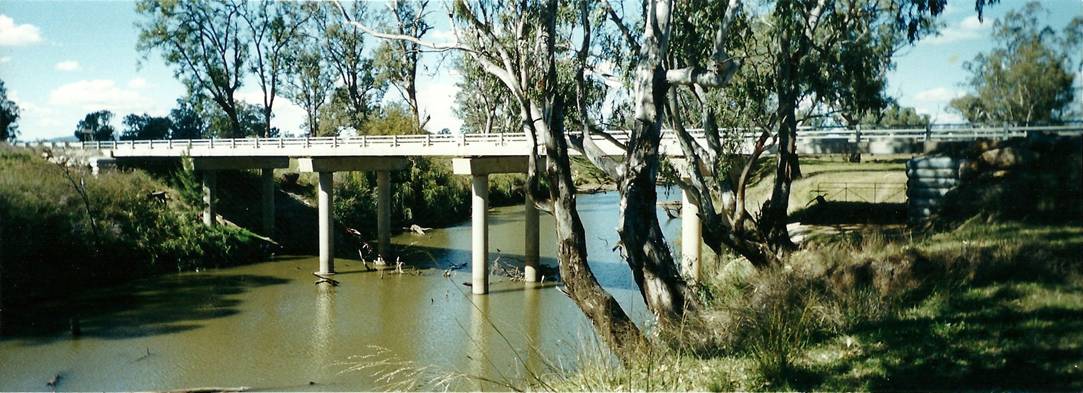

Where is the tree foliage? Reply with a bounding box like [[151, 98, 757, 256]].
[[121, 113, 172, 141], [0, 80, 19, 142], [169, 94, 208, 140], [950, 2, 1081, 125], [372, 0, 432, 130], [318, 2, 385, 133], [136, 0, 249, 138], [74, 110, 116, 142]]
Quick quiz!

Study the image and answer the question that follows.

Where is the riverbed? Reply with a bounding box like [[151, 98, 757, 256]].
[[0, 189, 713, 391]]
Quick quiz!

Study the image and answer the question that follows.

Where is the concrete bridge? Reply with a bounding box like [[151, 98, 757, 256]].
[[15, 125, 1082, 294]]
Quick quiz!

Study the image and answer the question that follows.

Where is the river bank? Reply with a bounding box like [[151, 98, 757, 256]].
[[0, 147, 268, 320]]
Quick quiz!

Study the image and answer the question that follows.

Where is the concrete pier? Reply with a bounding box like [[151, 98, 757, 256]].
[[262, 168, 275, 237], [377, 170, 391, 262], [681, 186, 702, 282], [524, 193, 540, 282], [453, 156, 542, 294], [471, 174, 489, 295], [299, 157, 410, 274], [192, 157, 289, 229], [318, 172, 334, 275], [202, 171, 217, 226]]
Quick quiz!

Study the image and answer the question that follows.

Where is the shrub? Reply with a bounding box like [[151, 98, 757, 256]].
[[0, 147, 265, 305]]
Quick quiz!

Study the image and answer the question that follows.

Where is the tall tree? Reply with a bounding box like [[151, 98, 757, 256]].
[[949, 2, 1081, 125], [344, 0, 647, 359], [373, 0, 432, 131], [74, 110, 116, 142], [0, 80, 19, 142], [316, 2, 385, 133], [136, 0, 249, 138], [454, 55, 517, 134], [120, 113, 172, 141], [169, 94, 208, 139], [238, 1, 310, 137], [283, 23, 335, 137]]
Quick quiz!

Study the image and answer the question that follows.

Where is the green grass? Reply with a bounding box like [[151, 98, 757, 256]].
[[743, 155, 909, 212], [549, 219, 1083, 391]]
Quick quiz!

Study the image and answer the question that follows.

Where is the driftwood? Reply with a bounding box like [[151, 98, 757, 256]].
[[46, 373, 61, 390], [312, 272, 340, 286], [159, 387, 250, 393]]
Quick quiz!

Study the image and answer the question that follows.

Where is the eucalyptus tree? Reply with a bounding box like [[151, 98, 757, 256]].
[[283, 14, 335, 137], [561, 0, 964, 323], [237, 1, 311, 137], [136, 0, 249, 138], [314, 1, 385, 133], [454, 55, 518, 134], [372, 0, 434, 131], [343, 0, 647, 358], [950, 2, 1081, 125]]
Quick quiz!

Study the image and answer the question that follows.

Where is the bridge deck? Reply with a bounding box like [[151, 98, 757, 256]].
[[15, 126, 1081, 158]]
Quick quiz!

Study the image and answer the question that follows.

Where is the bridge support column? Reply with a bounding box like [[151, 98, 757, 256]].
[[681, 188, 702, 282], [299, 157, 409, 274], [377, 170, 391, 262], [202, 171, 217, 226], [471, 174, 489, 295], [318, 172, 335, 275], [524, 193, 539, 282], [261, 168, 275, 237]]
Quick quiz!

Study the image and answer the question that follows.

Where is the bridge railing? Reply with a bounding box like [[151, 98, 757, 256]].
[[15, 125, 1083, 151]]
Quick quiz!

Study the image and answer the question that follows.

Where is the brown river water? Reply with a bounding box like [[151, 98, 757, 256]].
[[0, 189, 714, 391]]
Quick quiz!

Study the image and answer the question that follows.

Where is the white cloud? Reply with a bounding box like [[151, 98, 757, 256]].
[[54, 60, 80, 71], [48, 79, 160, 114], [911, 87, 967, 124], [127, 77, 148, 89], [0, 15, 43, 46], [0, 56, 10, 63], [427, 29, 458, 44], [926, 15, 989, 45]]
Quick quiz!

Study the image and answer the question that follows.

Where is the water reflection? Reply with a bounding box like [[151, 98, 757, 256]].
[[313, 283, 335, 377], [468, 294, 491, 391]]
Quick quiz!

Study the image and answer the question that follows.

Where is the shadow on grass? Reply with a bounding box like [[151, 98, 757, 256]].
[[813, 281, 1083, 391], [791, 201, 907, 225], [1, 273, 289, 345]]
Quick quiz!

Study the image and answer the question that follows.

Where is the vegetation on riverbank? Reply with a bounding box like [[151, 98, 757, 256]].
[[0, 147, 267, 311], [549, 219, 1083, 391]]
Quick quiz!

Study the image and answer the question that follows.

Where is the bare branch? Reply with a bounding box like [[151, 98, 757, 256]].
[[333, 0, 467, 52], [601, 0, 641, 55]]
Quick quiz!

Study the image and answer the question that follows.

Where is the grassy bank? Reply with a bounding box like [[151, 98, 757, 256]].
[[0, 147, 267, 314], [549, 219, 1083, 391]]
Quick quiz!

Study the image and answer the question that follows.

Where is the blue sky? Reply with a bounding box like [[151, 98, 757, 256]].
[[1, 0, 1081, 141]]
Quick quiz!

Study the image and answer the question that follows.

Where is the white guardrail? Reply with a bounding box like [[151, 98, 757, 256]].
[[14, 125, 1083, 157]]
